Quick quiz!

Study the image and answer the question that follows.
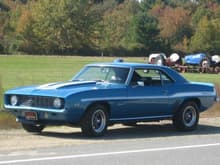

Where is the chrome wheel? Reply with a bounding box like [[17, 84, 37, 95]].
[[91, 109, 106, 134], [182, 106, 197, 127], [173, 101, 199, 131], [81, 104, 109, 137]]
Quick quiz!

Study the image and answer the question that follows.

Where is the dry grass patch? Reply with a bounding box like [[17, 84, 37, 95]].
[[0, 111, 20, 129]]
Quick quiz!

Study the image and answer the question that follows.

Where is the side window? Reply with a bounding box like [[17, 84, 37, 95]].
[[161, 72, 174, 85], [130, 68, 173, 86]]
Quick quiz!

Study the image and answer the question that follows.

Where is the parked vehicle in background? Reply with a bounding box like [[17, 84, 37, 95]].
[[183, 53, 220, 73], [148, 53, 167, 65], [184, 53, 210, 68], [148, 53, 182, 66], [166, 53, 183, 66], [4, 60, 218, 137], [211, 55, 220, 67]]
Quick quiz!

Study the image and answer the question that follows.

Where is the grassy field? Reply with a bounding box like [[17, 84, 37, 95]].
[[0, 55, 219, 128], [0, 55, 145, 92]]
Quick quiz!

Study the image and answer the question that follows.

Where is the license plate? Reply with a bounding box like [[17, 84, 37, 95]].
[[24, 111, 38, 120]]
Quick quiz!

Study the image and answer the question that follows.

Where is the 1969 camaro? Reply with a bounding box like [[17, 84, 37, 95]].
[[4, 59, 218, 136]]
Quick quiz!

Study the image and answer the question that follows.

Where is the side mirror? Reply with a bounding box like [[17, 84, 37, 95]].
[[137, 81, 144, 87]]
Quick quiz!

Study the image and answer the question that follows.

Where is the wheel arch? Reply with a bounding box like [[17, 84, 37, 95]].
[[80, 101, 111, 121], [178, 98, 201, 112]]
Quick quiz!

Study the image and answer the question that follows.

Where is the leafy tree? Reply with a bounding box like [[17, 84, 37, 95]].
[[190, 16, 220, 53], [0, 11, 8, 51], [0, 1, 10, 11], [139, 0, 157, 10], [92, 0, 103, 4], [192, 7, 214, 26], [154, 6, 192, 53], [98, 0, 135, 55], [133, 12, 160, 52], [19, 0, 101, 54], [1, 0, 220, 55], [91, 0, 124, 4]]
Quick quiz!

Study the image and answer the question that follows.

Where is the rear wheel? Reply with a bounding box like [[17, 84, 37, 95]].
[[22, 123, 45, 133], [173, 101, 199, 131], [200, 58, 210, 68], [81, 104, 109, 137]]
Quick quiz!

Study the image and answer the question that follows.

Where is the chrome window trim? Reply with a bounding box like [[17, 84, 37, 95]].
[[110, 115, 173, 121]]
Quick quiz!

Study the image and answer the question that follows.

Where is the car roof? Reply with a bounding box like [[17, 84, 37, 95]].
[[86, 61, 188, 84], [86, 62, 163, 68]]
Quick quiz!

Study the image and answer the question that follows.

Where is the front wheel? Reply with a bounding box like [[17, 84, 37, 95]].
[[173, 102, 199, 131], [81, 104, 109, 137], [22, 123, 45, 133]]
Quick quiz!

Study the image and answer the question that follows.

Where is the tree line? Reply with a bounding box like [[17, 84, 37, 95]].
[[1, 0, 220, 56]]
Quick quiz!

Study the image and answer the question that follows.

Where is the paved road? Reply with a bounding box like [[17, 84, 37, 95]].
[[1, 118, 220, 165]]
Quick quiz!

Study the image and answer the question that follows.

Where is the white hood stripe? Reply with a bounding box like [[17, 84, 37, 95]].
[[37, 82, 78, 90], [37, 81, 95, 90]]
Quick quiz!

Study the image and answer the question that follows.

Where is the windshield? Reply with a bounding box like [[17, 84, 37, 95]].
[[73, 66, 130, 84]]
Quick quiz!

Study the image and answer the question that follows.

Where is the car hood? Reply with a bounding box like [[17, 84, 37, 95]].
[[5, 81, 123, 98]]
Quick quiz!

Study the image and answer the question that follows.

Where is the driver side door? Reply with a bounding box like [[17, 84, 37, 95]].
[[126, 68, 173, 118]]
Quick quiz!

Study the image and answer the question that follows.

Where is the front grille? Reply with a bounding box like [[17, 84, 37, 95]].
[[20, 96, 54, 108], [9, 95, 64, 109]]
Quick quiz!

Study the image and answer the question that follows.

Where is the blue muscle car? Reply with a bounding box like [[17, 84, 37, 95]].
[[4, 60, 218, 137]]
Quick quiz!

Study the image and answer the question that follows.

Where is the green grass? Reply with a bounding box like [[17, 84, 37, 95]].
[[0, 55, 145, 91], [0, 55, 219, 106], [182, 73, 220, 85], [0, 55, 219, 129]]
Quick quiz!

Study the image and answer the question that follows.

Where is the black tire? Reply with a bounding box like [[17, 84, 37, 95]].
[[81, 104, 109, 137], [200, 58, 210, 68], [22, 123, 45, 133], [173, 101, 199, 131]]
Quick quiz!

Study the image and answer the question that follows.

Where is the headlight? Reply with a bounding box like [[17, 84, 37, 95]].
[[10, 95, 18, 106], [53, 98, 62, 109]]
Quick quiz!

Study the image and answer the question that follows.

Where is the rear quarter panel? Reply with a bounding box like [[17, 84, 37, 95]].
[[165, 82, 216, 113]]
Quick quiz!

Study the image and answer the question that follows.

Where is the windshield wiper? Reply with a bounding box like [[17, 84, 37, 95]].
[[95, 79, 105, 82]]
